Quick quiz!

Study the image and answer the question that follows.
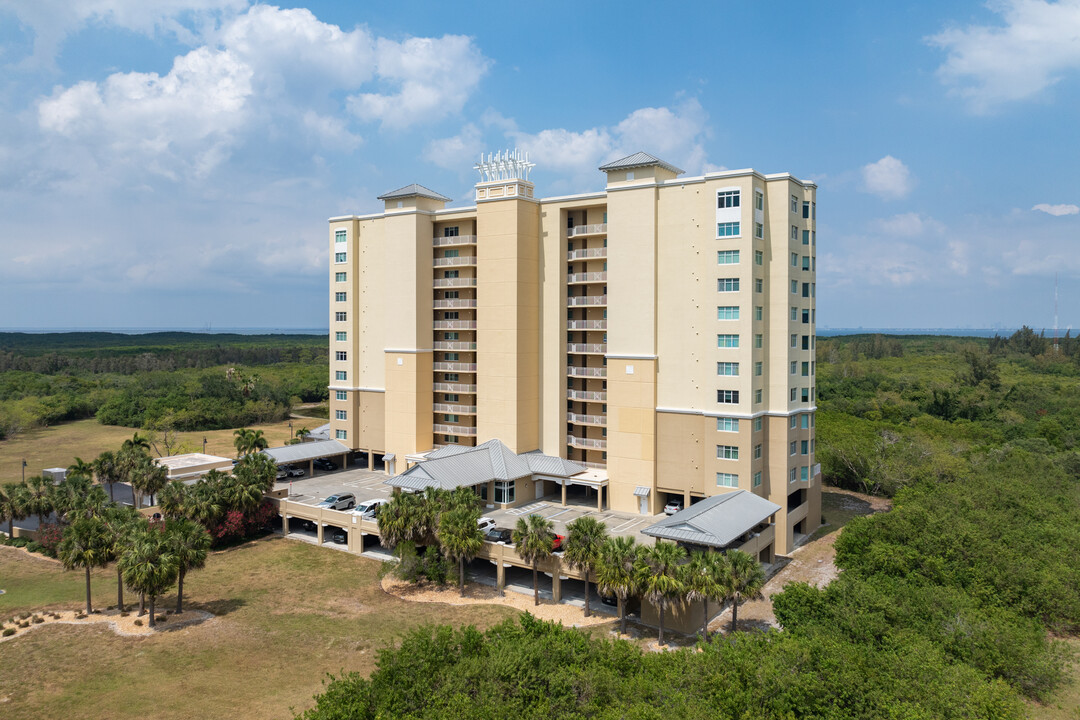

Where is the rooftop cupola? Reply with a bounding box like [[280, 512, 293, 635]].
[[599, 152, 683, 185], [377, 183, 450, 212]]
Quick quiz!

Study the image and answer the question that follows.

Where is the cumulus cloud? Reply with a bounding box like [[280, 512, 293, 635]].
[[860, 155, 914, 200], [873, 212, 945, 237], [1033, 202, 1080, 216], [425, 123, 484, 170], [929, 0, 1080, 112]]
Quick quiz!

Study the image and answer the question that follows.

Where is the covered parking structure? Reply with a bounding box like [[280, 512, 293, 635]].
[[261, 439, 351, 477]]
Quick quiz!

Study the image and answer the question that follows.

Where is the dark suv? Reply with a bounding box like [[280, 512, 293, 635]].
[[485, 527, 513, 544], [313, 458, 337, 472]]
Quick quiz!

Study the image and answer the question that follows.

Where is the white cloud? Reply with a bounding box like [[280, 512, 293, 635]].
[[425, 123, 484, 170], [873, 212, 945, 237], [929, 0, 1080, 112], [860, 155, 914, 200], [1033, 202, 1080, 216]]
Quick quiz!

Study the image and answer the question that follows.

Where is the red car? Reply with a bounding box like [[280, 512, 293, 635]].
[[550, 533, 565, 551]]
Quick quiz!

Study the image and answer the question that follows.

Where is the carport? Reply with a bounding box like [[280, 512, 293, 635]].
[[262, 439, 351, 477], [548, 469, 609, 511]]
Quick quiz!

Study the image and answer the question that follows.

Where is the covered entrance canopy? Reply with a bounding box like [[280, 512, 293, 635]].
[[642, 490, 780, 550]]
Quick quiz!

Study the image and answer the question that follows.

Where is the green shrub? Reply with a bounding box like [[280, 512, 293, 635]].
[[18, 621, 28, 628], [133, 619, 142, 627], [31, 616, 43, 624], [2, 628, 14, 637]]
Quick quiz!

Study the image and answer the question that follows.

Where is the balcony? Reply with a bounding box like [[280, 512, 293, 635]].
[[567, 271, 607, 284], [568, 413, 606, 426], [434, 362, 477, 372], [567, 223, 607, 238], [567, 435, 606, 450], [434, 298, 477, 309], [434, 403, 477, 414], [567, 247, 607, 261], [567, 294, 607, 307], [567, 389, 606, 402], [433, 320, 476, 330], [434, 278, 477, 288], [567, 319, 606, 330], [567, 366, 606, 378], [567, 343, 605, 354], [578, 460, 608, 469], [434, 424, 478, 437], [434, 382, 477, 393], [433, 341, 476, 351], [433, 235, 477, 247], [433, 256, 477, 267]]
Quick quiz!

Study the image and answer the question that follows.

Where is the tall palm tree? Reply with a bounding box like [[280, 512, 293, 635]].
[[22, 475, 54, 529], [638, 541, 687, 646], [232, 428, 268, 458], [0, 483, 28, 537], [562, 516, 609, 618], [164, 518, 212, 613], [684, 550, 728, 641], [67, 457, 95, 481], [232, 453, 277, 493], [596, 536, 640, 635], [295, 426, 311, 442], [437, 505, 483, 596], [723, 549, 766, 634], [57, 516, 112, 615], [121, 432, 152, 454], [54, 476, 109, 521], [512, 514, 554, 607], [119, 528, 179, 628], [221, 476, 263, 514], [117, 444, 150, 506], [378, 491, 425, 548], [93, 451, 122, 502], [157, 480, 189, 519], [102, 507, 142, 612], [185, 479, 224, 528]]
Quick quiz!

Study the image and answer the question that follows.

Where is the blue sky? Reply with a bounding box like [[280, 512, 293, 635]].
[[1, 0, 1078, 331]]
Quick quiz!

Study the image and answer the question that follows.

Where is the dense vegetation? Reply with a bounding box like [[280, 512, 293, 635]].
[[0, 332, 328, 438]]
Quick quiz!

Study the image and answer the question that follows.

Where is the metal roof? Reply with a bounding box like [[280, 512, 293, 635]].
[[261, 439, 350, 465], [598, 152, 684, 175], [387, 440, 585, 492], [642, 490, 780, 548], [634, 486, 651, 497], [377, 183, 451, 202], [522, 451, 587, 477]]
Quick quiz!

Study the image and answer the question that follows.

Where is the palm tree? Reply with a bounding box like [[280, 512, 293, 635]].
[[562, 516, 609, 618], [93, 451, 122, 502], [596, 536, 640, 635], [0, 483, 28, 537], [220, 476, 263, 514], [723, 549, 766, 634], [57, 516, 112, 615], [158, 480, 189, 519], [117, 444, 150, 506], [164, 518, 212, 613], [119, 528, 179, 628], [295, 426, 311, 442], [684, 550, 727, 641], [638, 541, 687, 646], [102, 507, 142, 612], [378, 491, 425, 548], [437, 505, 483, 596], [22, 475, 54, 529], [232, 453, 277, 493], [67, 456, 95, 481], [53, 476, 109, 521], [185, 479, 223, 528], [233, 428, 268, 458], [512, 514, 554, 607], [122, 432, 152, 453]]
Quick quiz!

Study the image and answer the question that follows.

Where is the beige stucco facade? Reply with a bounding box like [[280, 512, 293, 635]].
[[328, 154, 820, 555]]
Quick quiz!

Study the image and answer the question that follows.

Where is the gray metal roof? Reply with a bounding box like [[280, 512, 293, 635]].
[[377, 183, 451, 202], [522, 451, 587, 476], [598, 152, 684, 175], [634, 486, 651, 497], [387, 440, 584, 492], [261, 439, 350, 465], [642, 490, 780, 548], [308, 423, 331, 441]]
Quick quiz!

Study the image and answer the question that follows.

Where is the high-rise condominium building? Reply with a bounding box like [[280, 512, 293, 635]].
[[328, 151, 820, 554]]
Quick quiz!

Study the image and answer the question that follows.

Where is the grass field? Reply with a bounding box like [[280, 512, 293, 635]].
[[0, 537, 516, 719]]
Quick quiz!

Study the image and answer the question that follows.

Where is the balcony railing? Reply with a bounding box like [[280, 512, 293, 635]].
[[434, 278, 477, 288], [567, 247, 607, 261], [434, 362, 477, 372], [567, 435, 606, 450], [567, 294, 607, 307], [435, 424, 478, 436], [433, 235, 477, 247], [433, 320, 477, 330], [434, 403, 477, 414], [434, 382, 477, 393], [434, 298, 477, 309], [568, 271, 607, 284], [578, 460, 608, 469], [567, 366, 606, 378], [567, 319, 606, 330], [567, 343, 606, 354], [567, 389, 606, 402], [568, 413, 606, 426], [433, 256, 477, 267], [433, 341, 476, 351], [567, 223, 607, 238]]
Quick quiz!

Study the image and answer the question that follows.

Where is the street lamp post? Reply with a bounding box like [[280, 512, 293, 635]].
[[21, 459, 27, 483], [288, 421, 293, 441], [202, 437, 207, 454]]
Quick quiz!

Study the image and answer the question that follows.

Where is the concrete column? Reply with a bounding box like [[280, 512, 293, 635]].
[[282, 515, 290, 534], [308, 459, 314, 476], [316, 522, 324, 545], [683, 489, 691, 510], [552, 572, 562, 602], [496, 562, 505, 595], [487, 480, 495, 507], [341, 453, 348, 469], [561, 481, 567, 506], [597, 486, 603, 511]]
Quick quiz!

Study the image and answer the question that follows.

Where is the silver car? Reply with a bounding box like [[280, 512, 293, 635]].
[[317, 493, 356, 511]]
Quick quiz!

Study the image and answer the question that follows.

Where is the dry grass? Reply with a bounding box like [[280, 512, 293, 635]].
[[1028, 637, 1080, 720]]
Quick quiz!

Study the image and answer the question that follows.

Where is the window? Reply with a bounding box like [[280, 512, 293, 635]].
[[446, 435, 459, 444], [717, 222, 740, 237], [717, 361, 739, 376], [802, 230, 810, 245], [790, 388, 797, 401], [443, 226, 459, 237], [444, 332, 459, 340], [812, 230, 817, 246], [717, 334, 739, 348], [801, 440, 809, 455], [754, 249, 763, 265], [335, 272, 346, 282], [445, 373, 459, 381], [803, 201, 810, 219], [444, 311, 459, 320], [789, 467, 797, 483], [717, 390, 740, 403], [717, 190, 740, 208], [754, 222, 764, 239], [495, 480, 515, 504], [790, 416, 798, 429], [717, 250, 740, 264], [754, 444, 762, 459], [335, 370, 347, 381], [791, 280, 798, 294], [334, 252, 347, 263], [811, 283, 816, 298], [754, 361, 763, 376], [717, 306, 740, 320], [335, 429, 347, 440], [802, 309, 810, 324], [335, 311, 347, 321], [791, 226, 799, 241], [790, 361, 797, 375], [336, 331, 347, 342], [802, 256, 811, 271], [444, 270, 459, 278], [335, 351, 347, 361], [445, 353, 459, 361], [445, 414, 459, 423], [626, 171, 635, 181], [335, 390, 347, 401], [802, 282, 810, 298], [444, 249, 459, 258], [801, 414, 810, 429], [791, 252, 799, 267], [717, 417, 739, 432], [335, 410, 347, 420], [790, 334, 798, 348], [754, 278, 763, 293], [335, 230, 346, 243], [754, 389, 762, 406], [754, 334, 763, 348], [812, 202, 816, 220], [754, 190, 763, 210], [754, 418, 763, 431], [716, 472, 739, 488], [445, 393, 459, 402], [802, 361, 810, 376], [753, 471, 762, 488], [790, 441, 797, 455], [335, 292, 346, 302], [801, 466, 809, 482], [802, 387, 810, 402], [802, 335, 810, 350], [717, 278, 740, 292], [791, 307, 798, 321], [791, 195, 799, 213]]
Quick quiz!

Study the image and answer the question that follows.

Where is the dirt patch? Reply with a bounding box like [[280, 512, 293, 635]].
[[0, 608, 214, 642]]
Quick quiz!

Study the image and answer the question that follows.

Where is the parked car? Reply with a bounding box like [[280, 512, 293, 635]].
[[285, 466, 305, 478], [550, 532, 565, 551], [291, 519, 316, 532], [485, 527, 513, 544], [317, 493, 356, 510], [330, 528, 348, 544], [663, 498, 684, 515], [599, 592, 618, 607], [275, 466, 288, 480], [352, 498, 387, 519], [313, 458, 338, 472], [477, 516, 496, 533]]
